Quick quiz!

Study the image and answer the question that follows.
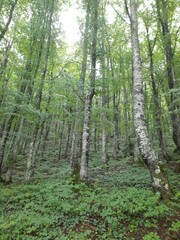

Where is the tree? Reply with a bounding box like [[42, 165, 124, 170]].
[[0, 0, 18, 42], [70, 0, 90, 175], [156, 0, 180, 152], [80, 0, 99, 180], [143, 15, 169, 161], [126, 0, 171, 199]]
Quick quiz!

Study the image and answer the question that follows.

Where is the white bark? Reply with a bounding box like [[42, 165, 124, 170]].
[[25, 139, 35, 182], [130, 0, 171, 198], [80, 95, 92, 180], [80, 0, 99, 180], [102, 127, 108, 164]]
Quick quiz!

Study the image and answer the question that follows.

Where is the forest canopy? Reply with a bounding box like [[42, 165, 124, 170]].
[[0, 0, 180, 238]]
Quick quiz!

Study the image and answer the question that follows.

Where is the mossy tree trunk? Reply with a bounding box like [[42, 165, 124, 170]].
[[128, 0, 171, 199]]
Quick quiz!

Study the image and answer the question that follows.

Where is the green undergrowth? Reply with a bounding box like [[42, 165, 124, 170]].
[[0, 157, 180, 239]]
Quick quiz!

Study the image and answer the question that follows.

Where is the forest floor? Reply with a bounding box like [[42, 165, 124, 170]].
[[0, 152, 180, 240]]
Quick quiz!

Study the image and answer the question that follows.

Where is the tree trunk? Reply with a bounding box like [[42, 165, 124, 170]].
[[101, 16, 108, 164], [156, 0, 180, 151], [145, 24, 169, 161], [129, 0, 171, 199], [113, 91, 121, 159], [0, 112, 16, 175], [70, 1, 90, 174], [101, 88, 108, 164], [25, 131, 37, 181], [0, 41, 12, 105], [80, 0, 99, 180], [57, 120, 65, 161], [0, 0, 18, 42], [64, 123, 72, 159]]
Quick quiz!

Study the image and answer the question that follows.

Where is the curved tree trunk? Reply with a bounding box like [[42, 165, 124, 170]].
[[129, 0, 171, 199]]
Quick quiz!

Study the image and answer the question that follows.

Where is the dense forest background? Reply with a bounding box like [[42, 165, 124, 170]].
[[0, 0, 180, 239]]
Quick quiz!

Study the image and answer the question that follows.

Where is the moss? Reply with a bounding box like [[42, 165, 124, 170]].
[[152, 162, 172, 200]]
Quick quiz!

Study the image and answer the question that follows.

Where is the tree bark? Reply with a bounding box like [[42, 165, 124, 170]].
[[145, 24, 169, 161], [107, 41, 121, 159], [156, 0, 180, 151], [129, 0, 171, 199], [80, 0, 99, 180], [0, 41, 12, 105], [101, 13, 108, 164], [70, 1, 90, 174]]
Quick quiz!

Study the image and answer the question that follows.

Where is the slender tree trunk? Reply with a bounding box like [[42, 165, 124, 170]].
[[0, 111, 16, 180], [101, 79, 108, 163], [0, 41, 12, 105], [108, 42, 121, 158], [41, 119, 52, 156], [129, 0, 171, 199], [80, 93, 94, 180], [64, 123, 72, 159], [0, 0, 18, 42], [123, 83, 130, 155], [70, 2, 90, 174], [36, 79, 53, 156], [80, 0, 99, 180], [156, 0, 180, 151], [57, 119, 65, 161], [145, 25, 169, 161], [101, 19, 108, 163], [113, 91, 121, 159], [100, 3, 109, 164], [25, 126, 38, 181]]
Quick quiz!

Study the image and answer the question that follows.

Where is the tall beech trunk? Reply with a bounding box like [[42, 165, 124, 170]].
[[156, 0, 180, 151], [101, 96, 108, 164], [70, 2, 90, 174], [101, 20, 108, 164], [129, 0, 171, 199], [123, 83, 130, 155], [113, 91, 121, 158], [64, 123, 72, 159], [57, 119, 65, 161], [80, 0, 99, 180], [108, 42, 121, 158]]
